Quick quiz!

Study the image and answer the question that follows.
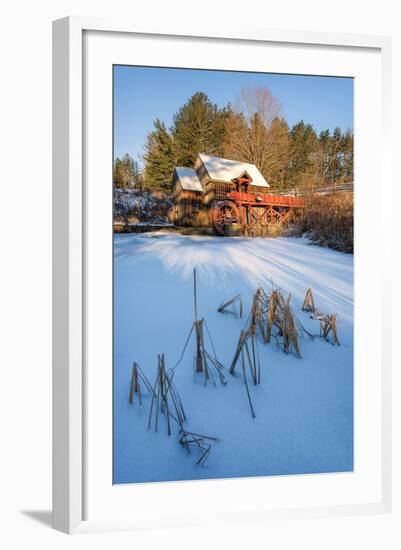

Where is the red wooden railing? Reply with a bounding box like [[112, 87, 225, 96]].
[[226, 191, 305, 208]]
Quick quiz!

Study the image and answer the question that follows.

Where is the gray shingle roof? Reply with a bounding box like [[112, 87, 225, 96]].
[[175, 167, 203, 192]]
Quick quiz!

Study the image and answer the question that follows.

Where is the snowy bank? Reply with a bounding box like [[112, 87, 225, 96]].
[[114, 188, 172, 226]]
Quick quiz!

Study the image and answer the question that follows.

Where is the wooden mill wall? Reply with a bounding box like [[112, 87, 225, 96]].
[[171, 185, 206, 227], [172, 174, 271, 228]]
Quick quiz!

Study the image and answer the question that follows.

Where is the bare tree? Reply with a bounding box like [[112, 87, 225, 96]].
[[223, 87, 289, 187], [235, 86, 281, 128]]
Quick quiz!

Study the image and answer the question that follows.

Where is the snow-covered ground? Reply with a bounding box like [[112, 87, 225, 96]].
[[113, 233, 353, 484]]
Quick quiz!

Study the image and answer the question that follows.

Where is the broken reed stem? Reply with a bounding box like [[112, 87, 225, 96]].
[[129, 362, 141, 405], [229, 326, 260, 418], [194, 319, 210, 384], [129, 353, 217, 467], [230, 327, 260, 383], [129, 362, 155, 405], [302, 288, 315, 312], [252, 286, 303, 357], [281, 295, 301, 356], [251, 287, 270, 343], [229, 285, 310, 358], [176, 318, 226, 386], [173, 268, 226, 385], [266, 290, 280, 344], [301, 288, 340, 345], [230, 329, 246, 375], [320, 314, 340, 345], [147, 353, 188, 435], [179, 430, 217, 466], [241, 349, 256, 419], [193, 267, 198, 322], [217, 294, 243, 319], [243, 333, 259, 385]]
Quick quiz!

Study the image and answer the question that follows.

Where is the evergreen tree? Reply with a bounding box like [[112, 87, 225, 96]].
[[340, 130, 354, 180], [172, 92, 227, 166], [113, 157, 123, 188], [113, 153, 136, 188], [331, 127, 343, 183], [142, 119, 177, 189], [287, 121, 318, 187], [315, 128, 354, 185], [137, 89, 353, 194], [316, 129, 333, 184]]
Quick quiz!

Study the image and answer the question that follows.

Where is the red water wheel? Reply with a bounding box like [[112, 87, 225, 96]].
[[210, 201, 241, 235]]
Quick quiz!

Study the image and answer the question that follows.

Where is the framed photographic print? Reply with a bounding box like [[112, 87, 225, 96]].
[[52, 17, 392, 534]]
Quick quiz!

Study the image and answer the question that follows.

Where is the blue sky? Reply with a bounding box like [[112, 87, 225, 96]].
[[114, 65, 353, 166]]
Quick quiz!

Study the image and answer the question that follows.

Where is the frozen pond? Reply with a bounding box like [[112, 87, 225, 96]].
[[113, 233, 353, 484]]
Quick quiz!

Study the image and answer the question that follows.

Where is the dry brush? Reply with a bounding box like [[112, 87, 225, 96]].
[[299, 192, 353, 253]]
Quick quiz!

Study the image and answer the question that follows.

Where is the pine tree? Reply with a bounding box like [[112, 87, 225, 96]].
[[341, 130, 354, 180], [142, 119, 177, 190], [312, 128, 354, 186], [172, 92, 227, 166], [113, 153, 136, 188], [331, 127, 343, 183], [317, 129, 331, 184], [113, 157, 123, 188], [287, 121, 318, 188]]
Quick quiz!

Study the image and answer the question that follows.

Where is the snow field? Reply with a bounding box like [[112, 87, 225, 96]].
[[113, 234, 353, 483]]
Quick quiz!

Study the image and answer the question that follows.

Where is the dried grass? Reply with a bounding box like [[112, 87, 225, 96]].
[[299, 192, 353, 253], [217, 294, 243, 318], [301, 288, 340, 345], [243, 221, 284, 238], [249, 286, 312, 357]]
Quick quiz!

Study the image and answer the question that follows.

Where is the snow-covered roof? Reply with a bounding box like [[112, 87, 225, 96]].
[[175, 167, 203, 192], [198, 153, 269, 188]]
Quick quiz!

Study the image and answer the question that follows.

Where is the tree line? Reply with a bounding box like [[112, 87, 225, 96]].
[[113, 154, 142, 189], [114, 87, 353, 192]]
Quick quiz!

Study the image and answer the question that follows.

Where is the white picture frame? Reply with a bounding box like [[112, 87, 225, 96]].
[[52, 16, 392, 534]]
